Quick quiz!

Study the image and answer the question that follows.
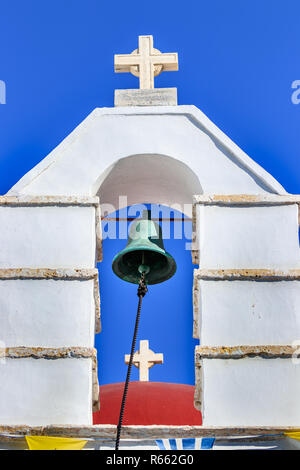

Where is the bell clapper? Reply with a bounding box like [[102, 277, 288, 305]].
[[138, 250, 150, 276]]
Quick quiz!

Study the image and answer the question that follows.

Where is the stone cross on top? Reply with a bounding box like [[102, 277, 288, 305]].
[[114, 35, 178, 89], [125, 340, 163, 382]]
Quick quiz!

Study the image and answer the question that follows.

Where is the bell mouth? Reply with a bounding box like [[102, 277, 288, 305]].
[[112, 247, 177, 285]]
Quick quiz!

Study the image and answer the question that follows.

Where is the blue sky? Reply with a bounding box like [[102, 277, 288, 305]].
[[1, 0, 300, 195], [97, 205, 196, 385], [0, 1, 299, 385]]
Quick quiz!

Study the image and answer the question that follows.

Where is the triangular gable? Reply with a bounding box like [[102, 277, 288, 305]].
[[7, 105, 286, 197]]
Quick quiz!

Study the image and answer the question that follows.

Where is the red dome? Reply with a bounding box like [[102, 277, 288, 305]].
[[93, 382, 202, 426]]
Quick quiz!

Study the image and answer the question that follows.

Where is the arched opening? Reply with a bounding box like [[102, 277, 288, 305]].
[[94, 153, 203, 217], [96, 204, 198, 387], [93, 154, 201, 390]]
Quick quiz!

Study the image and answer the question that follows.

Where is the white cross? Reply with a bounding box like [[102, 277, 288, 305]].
[[125, 339, 164, 381], [114, 35, 178, 89]]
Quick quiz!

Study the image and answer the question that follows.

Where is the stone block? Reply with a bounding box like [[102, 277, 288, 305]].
[[114, 88, 177, 106], [0, 206, 96, 268], [198, 357, 300, 426], [0, 356, 93, 425], [194, 204, 300, 269], [0, 277, 97, 347], [193, 276, 300, 345]]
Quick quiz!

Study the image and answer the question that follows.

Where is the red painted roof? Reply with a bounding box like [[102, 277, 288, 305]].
[[93, 382, 202, 426]]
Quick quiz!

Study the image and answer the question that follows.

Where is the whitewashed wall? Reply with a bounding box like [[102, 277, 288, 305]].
[[0, 278, 96, 348], [0, 197, 101, 425], [202, 358, 300, 426], [0, 206, 96, 268], [0, 358, 93, 425], [195, 204, 300, 269], [193, 196, 300, 426], [195, 279, 300, 346]]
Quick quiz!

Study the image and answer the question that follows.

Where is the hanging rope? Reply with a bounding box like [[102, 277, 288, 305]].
[[115, 272, 148, 451]]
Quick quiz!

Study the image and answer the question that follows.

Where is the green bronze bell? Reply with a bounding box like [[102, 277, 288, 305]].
[[112, 210, 177, 285]]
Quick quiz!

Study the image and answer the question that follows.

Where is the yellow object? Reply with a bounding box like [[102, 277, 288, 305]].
[[25, 435, 88, 450], [284, 431, 300, 441]]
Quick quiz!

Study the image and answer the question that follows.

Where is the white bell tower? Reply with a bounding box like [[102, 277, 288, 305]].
[[0, 35, 299, 437]]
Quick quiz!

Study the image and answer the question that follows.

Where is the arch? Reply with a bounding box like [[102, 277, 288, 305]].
[[95, 153, 203, 217]]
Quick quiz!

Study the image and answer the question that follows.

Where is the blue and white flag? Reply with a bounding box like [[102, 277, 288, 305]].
[[155, 438, 215, 450]]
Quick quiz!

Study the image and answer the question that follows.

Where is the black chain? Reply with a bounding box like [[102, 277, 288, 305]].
[[115, 272, 148, 451]]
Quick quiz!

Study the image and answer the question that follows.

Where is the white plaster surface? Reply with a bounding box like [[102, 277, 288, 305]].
[[197, 280, 300, 346], [7, 107, 286, 207], [0, 358, 93, 425], [197, 204, 300, 269], [0, 206, 96, 268], [0, 279, 95, 347], [202, 358, 300, 426]]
